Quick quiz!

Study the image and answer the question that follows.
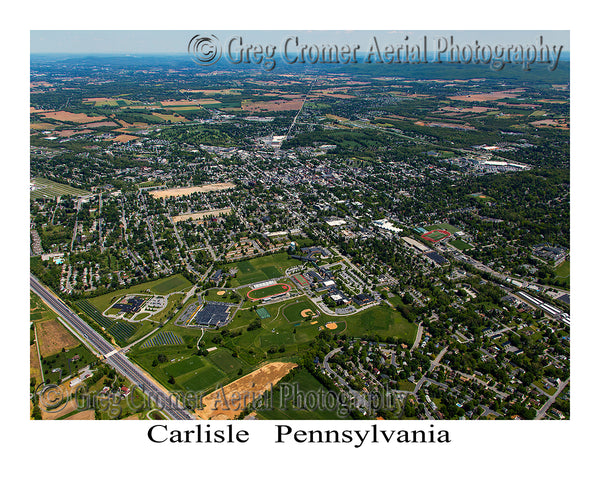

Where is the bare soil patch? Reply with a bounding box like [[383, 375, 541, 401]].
[[36, 319, 79, 357], [196, 362, 297, 420], [40, 111, 106, 123], [150, 183, 235, 199]]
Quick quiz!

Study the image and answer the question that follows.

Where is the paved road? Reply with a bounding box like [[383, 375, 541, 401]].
[[536, 377, 570, 420], [410, 322, 423, 352], [30, 274, 195, 420]]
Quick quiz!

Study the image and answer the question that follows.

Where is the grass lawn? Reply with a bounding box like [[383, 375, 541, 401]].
[[426, 223, 460, 234], [87, 274, 191, 311], [207, 349, 242, 374], [223, 252, 303, 287], [203, 288, 241, 303], [449, 238, 474, 251], [344, 305, 417, 344], [40, 344, 97, 384], [282, 299, 318, 323], [180, 364, 227, 393], [151, 275, 192, 295], [163, 355, 207, 378], [256, 369, 347, 420], [30, 292, 58, 323], [553, 260, 570, 286]]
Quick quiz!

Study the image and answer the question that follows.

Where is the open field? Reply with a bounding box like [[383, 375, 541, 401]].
[[343, 306, 417, 343], [426, 223, 460, 234], [151, 274, 192, 295], [257, 368, 347, 420], [149, 182, 235, 199], [225, 252, 302, 287], [39, 111, 106, 123], [30, 344, 43, 385], [65, 410, 96, 420], [36, 319, 79, 357], [207, 349, 243, 374], [553, 260, 570, 287], [242, 98, 303, 112], [196, 362, 296, 420], [447, 89, 524, 102], [86, 274, 191, 311], [171, 208, 232, 223], [449, 239, 474, 251], [111, 134, 139, 143], [30, 177, 90, 199]]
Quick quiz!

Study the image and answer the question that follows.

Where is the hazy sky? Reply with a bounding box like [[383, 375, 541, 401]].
[[31, 30, 569, 54]]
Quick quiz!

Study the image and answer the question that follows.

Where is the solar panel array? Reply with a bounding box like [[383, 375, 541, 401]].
[[425, 251, 449, 265], [193, 301, 233, 327]]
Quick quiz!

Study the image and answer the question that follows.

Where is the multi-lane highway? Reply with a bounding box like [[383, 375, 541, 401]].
[[30, 274, 195, 420]]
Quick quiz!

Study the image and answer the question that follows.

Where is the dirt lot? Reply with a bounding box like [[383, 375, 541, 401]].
[[171, 208, 232, 223], [41, 398, 78, 420], [66, 410, 96, 420], [111, 134, 139, 143], [36, 319, 79, 357], [196, 362, 297, 420], [30, 344, 43, 385], [149, 183, 235, 199]]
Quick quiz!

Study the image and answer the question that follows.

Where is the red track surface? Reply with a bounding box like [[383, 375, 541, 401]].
[[247, 283, 291, 300], [421, 229, 452, 243]]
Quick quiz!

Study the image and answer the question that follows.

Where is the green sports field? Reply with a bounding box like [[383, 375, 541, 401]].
[[449, 238, 474, 250], [426, 223, 460, 234], [223, 253, 302, 287], [283, 299, 317, 323], [247, 283, 290, 300]]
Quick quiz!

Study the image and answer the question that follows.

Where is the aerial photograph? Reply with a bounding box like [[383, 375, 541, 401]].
[[29, 30, 570, 423]]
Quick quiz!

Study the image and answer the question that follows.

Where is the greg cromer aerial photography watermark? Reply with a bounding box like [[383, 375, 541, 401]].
[[188, 33, 564, 71]]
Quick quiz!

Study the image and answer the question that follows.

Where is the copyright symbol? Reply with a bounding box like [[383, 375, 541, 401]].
[[36, 384, 66, 412], [188, 34, 221, 66]]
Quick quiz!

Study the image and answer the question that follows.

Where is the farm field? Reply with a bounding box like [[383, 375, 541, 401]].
[[38, 111, 106, 123], [30, 177, 90, 199]]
